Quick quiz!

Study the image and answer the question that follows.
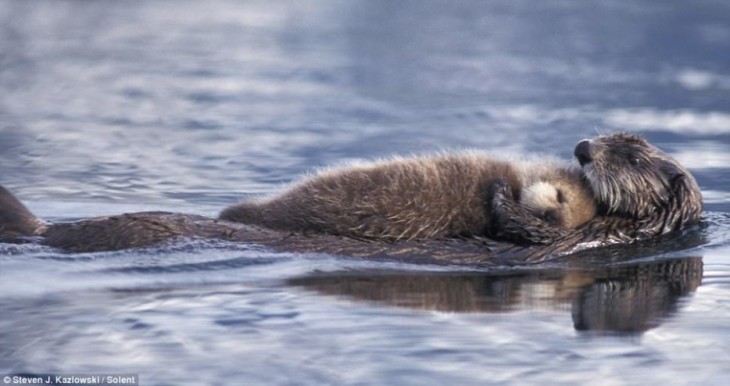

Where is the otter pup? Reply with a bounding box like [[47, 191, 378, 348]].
[[219, 153, 596, 242]]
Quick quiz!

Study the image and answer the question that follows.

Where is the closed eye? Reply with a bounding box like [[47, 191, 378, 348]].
[[542, 210, 560, 225], [556, 189, 565, 204]]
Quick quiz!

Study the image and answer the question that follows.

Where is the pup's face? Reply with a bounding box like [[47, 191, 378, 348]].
[[574, 133, 701, 223], [521, 180, 596, 229]]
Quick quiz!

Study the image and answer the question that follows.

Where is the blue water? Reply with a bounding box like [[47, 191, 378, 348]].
[[1, 0, 729, 385]]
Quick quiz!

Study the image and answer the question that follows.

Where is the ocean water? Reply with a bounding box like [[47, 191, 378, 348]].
[[1, 1, 729, 385]]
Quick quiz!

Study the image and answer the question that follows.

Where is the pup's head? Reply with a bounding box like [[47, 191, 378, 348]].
[[521, 179, 596, 229]]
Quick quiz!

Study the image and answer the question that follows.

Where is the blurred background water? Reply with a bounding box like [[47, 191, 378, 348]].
[[1, 0, 729, 385]]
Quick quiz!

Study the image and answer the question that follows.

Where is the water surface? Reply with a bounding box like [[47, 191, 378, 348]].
[[1, 1, 729, 385]]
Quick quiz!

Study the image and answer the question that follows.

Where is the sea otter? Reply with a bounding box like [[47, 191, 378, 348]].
[[0, 134, 703, 263], [491, 133, 703, 254], [219, 153, 596, 242]]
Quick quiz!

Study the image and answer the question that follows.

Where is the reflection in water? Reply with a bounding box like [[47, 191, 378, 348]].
[[289, 256, 702, 334], [572, 258, 703, 333]]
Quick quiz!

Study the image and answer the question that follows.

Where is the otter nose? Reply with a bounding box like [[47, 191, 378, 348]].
[[574, 140, 592, 166]]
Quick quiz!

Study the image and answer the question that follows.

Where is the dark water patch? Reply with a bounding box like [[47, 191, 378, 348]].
[[122, 318, 154, 331], [184, 92, 236, 105], [104, 255, 280, 275], [0, 237, 50, 254], [701, 212, 730, 248], [214, 315, 265, 328]]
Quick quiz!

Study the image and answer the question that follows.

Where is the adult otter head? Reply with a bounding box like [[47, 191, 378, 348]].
[[574, 133, 702, 233]]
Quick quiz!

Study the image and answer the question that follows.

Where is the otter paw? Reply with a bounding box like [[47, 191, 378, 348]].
[[489, 178, 514, 204]]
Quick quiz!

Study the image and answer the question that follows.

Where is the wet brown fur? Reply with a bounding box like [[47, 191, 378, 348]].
[[580, 133, 702, 229], [219, 153, 596, 242]]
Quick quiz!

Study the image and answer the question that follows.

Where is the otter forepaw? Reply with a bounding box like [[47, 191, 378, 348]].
[[489, 177, 514, 205]]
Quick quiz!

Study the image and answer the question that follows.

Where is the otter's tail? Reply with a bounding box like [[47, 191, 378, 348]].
[[0, 186, 48, 238]]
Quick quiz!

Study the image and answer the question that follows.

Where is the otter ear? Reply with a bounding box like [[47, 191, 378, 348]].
[[670, 172, 686, 188], [658, 160, 684, 188], [669, 172, 684, 201], [655, 159, 687, 202]]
